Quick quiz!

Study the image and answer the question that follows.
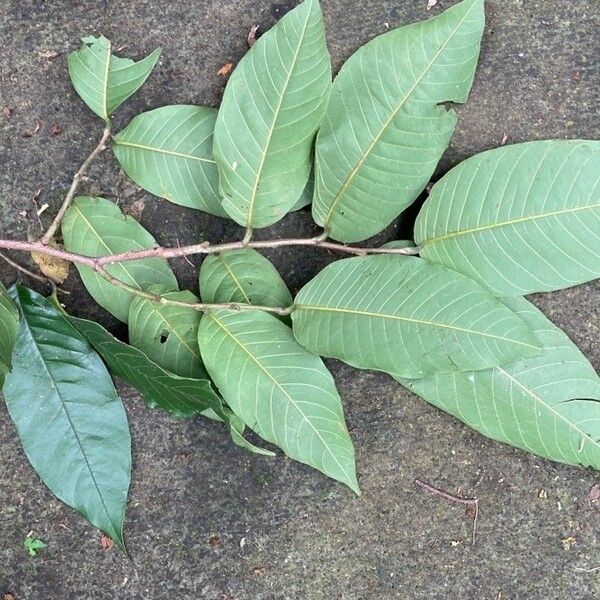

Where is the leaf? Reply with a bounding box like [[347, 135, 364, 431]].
[[68, 313, 217, 418], [292, 255, 540, 379], [0, 282, 18, 383], [198, 309, 358, 492], [415, 140, 600, 295], [67, 313, 273, 456], [3, 287, 130, 547], [381, 240, 417, 250], [399, 297, 600, 469], [68, 35, 160, 121], [112, 105, 226, 216], [31, 241, 70, 284], [199, 249, 292, 309], [213, 0, 331, 228], [128, 284, 205, 379], [24, 536, 46, 557], [291, 167, 314, 211], [62, 197, 178, 322], [312, 0, 484, 242]]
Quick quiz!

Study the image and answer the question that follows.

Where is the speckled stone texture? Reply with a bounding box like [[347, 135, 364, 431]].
[[0, 1, 598, 598]]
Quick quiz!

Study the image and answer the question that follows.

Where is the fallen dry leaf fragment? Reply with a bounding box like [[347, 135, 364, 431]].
[[501, 132, 509, 145], [100, 533, 114, 550], [588, 483, 600, 504], [538, 488, 548, 499], [427, 0, 438, 10], [218, 62, 234, 77], [2, 106, 13, 119], [4, 594, 15, 600], [209, 534, 221, 548], [38, 50, 59, 60], [31, 240, 70, 284], [248, 25, 259, 47], [51, 123, 62, 136], [562, 535, 577, 551]]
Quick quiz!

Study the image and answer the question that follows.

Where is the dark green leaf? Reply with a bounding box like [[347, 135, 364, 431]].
[[113, 105, 226, 216], [292, 255, 540, 378], [0, 282, 18, 384], [400, 297, 600, 469], [62, 197, 178, 322], [68, 35, 160, 121], [312, 0, 484, 242], [3, 287, 130, 547]]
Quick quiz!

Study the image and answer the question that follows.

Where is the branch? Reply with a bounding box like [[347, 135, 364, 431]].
[[0, 251, 49, 284], [0, 235, 419, 268], [40, 125, 112, 245]]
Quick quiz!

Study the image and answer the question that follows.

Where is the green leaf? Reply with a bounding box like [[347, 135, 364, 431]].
[[68, 313, 218, 418], [292, 255, 540, 378], [199, 249, 292, 309], [213, 0, 331, 228], [199, 309, 358, 492], [128, 284, 205, 379], [312, 0, 484, 242], [3, 287, 130, 547], [381, 240, 417, 250], [399, 297, 600, 469], [415, 140, 600, 295], [0, 281, 18, 383], [68, 35, 160, 121], [24, 536, 46, 557], [67, 313, 273, 456], [291, 167, 314, 211], [62, 197, 178, 322], [112, 105, 226, 216]]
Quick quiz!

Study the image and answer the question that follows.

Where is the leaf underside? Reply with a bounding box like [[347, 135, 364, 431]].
[[199, 309, 359, 492], [128, 284, 205, 379], [68, 35, 160, 121], [113, 105, 226, 216], [62, 197, 178, 323], [213, 0, 331, 228], [3, 287, 130, 547], [0, 282, 18, 383], [416, 140, 600, 295], [312, 0, 484, 242], [400, 297, 600, 469], [292, 255, 540, 378], [199, 248, 292, 309]]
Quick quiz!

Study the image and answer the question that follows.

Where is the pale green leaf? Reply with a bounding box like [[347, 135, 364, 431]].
[[291, 167, 314, 211], [213, 0, 331, 228], [62, 197, 178, 323], [0, 281, 18, 383], [128, 284, 204, 379], [199, 249, 292, 309], [199, 309, 358, 492], [3, 287, 130, 547], [416, 140, 600, 295], [400, 297, 600, 469], [292, 255, 540, 378], [312, 0, 484, 242], [68, 35, 160, 121], [112, 105, 226, 216]]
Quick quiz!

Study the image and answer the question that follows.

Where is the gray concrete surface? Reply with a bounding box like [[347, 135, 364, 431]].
[[0, 0, 599, 598]]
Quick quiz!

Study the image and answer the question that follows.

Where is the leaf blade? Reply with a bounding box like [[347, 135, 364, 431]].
[[415, 140, 600, 295], [399, 297, 600, 469], [62, 197, 178, 322], [312, 0, 484, 242], [213, 0, 331, 228], [3, 287, 131, 546], [292, 255, 540, 378], [113, 105, 226, 216], [199, 309, 358, 492], [0, 282, 18, 383], [68, 35, 160, 121]]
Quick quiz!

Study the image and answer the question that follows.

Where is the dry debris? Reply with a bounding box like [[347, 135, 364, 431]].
[[217, 62, 234, 77]]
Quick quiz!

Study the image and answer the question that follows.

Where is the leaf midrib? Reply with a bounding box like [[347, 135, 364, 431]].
[[296, 304, 539, 350], [245, 0, 314, 227], [101, 39, 111, 121], [323, 1, 478, 228], [113, 139, 215, 164], [207, 312, 352, 481], [218, 255, 251, 304], [22, 307, 117, 535], [421, 203, 600, 247]]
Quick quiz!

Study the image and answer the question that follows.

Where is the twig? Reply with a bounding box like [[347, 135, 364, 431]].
[[0, 250, 49, 284], [0, 235, 420, 269], [574, 566, 600, 573], [414, 478, 479, 545], [40, 125, 111, 244]]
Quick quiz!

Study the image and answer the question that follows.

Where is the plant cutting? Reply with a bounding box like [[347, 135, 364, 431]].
[[0, 0, 598, 550]]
